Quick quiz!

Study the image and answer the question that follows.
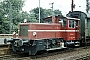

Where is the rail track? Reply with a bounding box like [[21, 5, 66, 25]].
[[0, 44, 90, 60], [29, 47, 90, 60], [0, 44, 11, 55]]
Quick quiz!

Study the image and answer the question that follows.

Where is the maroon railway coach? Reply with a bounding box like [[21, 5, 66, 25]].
[[4, 15, 80, 55]]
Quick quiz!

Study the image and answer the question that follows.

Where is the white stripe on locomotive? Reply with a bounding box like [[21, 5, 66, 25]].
[[27, 30, 79, 32]]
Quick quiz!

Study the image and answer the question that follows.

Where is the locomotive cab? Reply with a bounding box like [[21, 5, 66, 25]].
[[57, 16, 80, 47]]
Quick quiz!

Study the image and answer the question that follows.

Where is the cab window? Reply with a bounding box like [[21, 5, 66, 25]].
[[45, 19, 52, 23], [69, 20, 76, 28], [59, 18, 66, 27]]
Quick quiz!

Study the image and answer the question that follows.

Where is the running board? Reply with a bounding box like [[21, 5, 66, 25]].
[[75, 44, 80, 46], [46, 47, 67, 51]]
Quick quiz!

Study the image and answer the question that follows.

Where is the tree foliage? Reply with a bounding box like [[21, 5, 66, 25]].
[[31, 7, 62, 23], [0, 0, 24, 33]]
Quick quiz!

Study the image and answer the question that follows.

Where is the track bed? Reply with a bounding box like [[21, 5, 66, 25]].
[[0, 44, 90, 60]]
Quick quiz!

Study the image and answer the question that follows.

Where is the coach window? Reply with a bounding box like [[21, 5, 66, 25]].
[[69, 20, 75, 28]]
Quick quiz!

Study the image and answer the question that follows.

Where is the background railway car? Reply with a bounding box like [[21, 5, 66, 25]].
[[4, 15, 80, 55]]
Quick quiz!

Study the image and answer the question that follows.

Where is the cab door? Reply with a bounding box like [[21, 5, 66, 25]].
[[75, 20, 80, 40], [68, 20, 75, 40]]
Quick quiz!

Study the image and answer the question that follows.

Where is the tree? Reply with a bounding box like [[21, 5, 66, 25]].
[[0, 0, 25, 33], [20, 11, 38, 23], [31, 7, 62, 23], [54, 10, 62, 16]]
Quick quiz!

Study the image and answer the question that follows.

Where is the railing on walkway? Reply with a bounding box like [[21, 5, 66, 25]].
[[0, 34, 18, 38]]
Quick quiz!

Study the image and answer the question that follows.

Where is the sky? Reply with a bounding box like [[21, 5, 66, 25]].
[[22, 0, 86, 16]]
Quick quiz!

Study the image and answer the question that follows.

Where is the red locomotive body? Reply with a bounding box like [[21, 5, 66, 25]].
[[18, 16, 80, 41]]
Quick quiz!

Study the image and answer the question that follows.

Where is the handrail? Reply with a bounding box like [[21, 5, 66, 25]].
[[0, 34, 18, 36]]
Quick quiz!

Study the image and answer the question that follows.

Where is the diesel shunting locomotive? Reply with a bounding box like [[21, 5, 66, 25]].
[[4, 11, 90, 55]]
